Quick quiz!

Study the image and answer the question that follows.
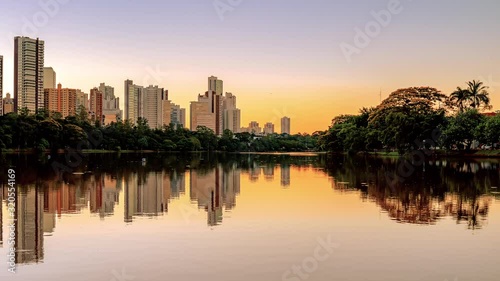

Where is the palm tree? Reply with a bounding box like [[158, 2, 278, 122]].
[[450, 80, 491, 112], [466, 80, 491, 110], [450, 87, 470, 112]]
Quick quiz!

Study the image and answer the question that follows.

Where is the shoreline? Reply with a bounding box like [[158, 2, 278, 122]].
[[366, 150, 500, 159], [2, 149, 500, 159]]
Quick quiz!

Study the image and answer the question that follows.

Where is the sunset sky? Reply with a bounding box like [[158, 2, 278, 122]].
[[1, 0, 499, 133]]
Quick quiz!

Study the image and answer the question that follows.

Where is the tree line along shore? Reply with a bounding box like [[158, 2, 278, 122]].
[[1, 80, 499, 157]]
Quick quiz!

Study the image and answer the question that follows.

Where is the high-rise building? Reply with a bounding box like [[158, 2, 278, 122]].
[[281, 116, 291, 135], [208, 76, 223, 96], [44, 83, 77, 118], [207, 76, 224, 135], [124, 79, 143, 124], [204, 90, 224, 135], [223, 92, 241, 133], [0, 55, 3, 116], [142, 85, 164, 129], [264, 122, 275, 135], [2, 93, 14, 114], [190, 95, 215, 131], [43, 67, 56, 89], [44, 88, 58, 114], [90, 88, 103, 123], [99, 83, 114, 100], [100, 83, 122, 125], [189, 77, 227, 134], [162, 99, 172, 126], [151, 91, 185, 128], [170, 103, 186, 128], [249, 121, 261, 134], [14, 36, 45, 114], [76, 90, 89, 111]]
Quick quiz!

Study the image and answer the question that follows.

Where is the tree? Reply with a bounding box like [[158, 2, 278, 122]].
[[63, 124, 87, 148], [449, 88, 470, 113], [449, 80, 491, 112], [369, 87, 447, 153], [482, 115, 500, 147], [441, 110, 485, 150], [38, 119, 63, 149], [195, 126, 217, 151]]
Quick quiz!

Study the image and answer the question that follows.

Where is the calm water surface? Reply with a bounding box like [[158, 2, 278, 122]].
[[0, 153, 499, 281]]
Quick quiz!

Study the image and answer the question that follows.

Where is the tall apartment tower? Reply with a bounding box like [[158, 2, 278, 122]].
[[44, 83, 77, 118], [100, 83, 122, 124], [76, 90, 89, 111], [208, 76, 223, 96], [43, 67, 56, 89], [14, 36, 45, 114], [90, 88, 103, 123], [281, 117, 291, 135], [142, 85, 164, 129], [223, 92, 241, 133], [208, 76, 224, 135], [190, 94, 216, 131], [125, 79, 141, 123], [0, 55, 3, 116], [264, 122, 275, 135], [171, 103, 186, 128]]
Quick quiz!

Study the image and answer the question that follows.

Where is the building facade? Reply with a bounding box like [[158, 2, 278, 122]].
[[248, 121, 262, 134], [281, 116, 291, 135], [76, 90, 89, 112], [14, 36, 45, 114], [124, 80, 142, 124], [2, 93, 14, 114], [264, 122, 275, 135], [43, 67, 56, 89], [222, 92, 241, 133], [44, 83, 77, 118], [100, 83, 122, 125], [171, 103, 186, 128], [142, 85, 164, 129], [190, 95, 215, 131], [90, 88, 103, 123]]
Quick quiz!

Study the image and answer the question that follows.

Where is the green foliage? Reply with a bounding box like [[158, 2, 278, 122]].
[[441, 110, 485, 150], [483, 115, 500, 145], [0, 81, 495, 154], [320, 83, 496, 155]]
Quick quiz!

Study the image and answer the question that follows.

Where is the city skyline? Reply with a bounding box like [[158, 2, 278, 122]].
[[1, 1, 499, 133]]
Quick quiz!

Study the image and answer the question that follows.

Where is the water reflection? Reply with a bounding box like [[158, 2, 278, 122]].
[[326, 156, 499, 229], [0, 153, 499, 266]]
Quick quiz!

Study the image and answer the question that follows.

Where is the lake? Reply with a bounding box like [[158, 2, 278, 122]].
[[1, 153, 499, 281]]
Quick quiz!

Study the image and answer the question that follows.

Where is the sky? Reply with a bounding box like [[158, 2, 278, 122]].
[[0, 0, 499, 133]]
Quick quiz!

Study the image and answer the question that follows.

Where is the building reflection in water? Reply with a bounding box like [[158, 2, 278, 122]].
[[190, 164, 241, 226], [124, 171, 185, 222], [15, 186, 44, 264], [263, 165, 274, 181], [1, 154, 498, 266], [280, 164, 291, 187], [249, 163, 261, 182]]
